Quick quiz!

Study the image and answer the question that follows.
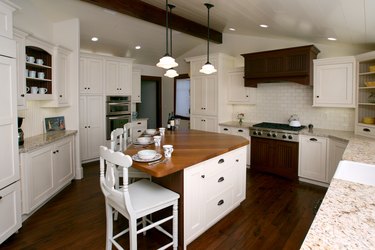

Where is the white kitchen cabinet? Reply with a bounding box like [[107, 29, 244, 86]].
[[14, 29, 27, 109], [79, 95, 105, 161], [327, 138, 348, 182], [105, 59, 132, 96], [132, 68, 141, 102], [190, 115, 218, 132], [0, 1, 14, 39], [190, 75, 217, 116], [313, 57, 355, 108], [0, 181, 21, 244], [80, 53, 103, 94], [219, 125, 251, 166], [20, 135, 74, 214], [227, 68, 256, 105], [132, 119, 147, 141], [299, 135, 328, 183], [184, 146, 246, 246]]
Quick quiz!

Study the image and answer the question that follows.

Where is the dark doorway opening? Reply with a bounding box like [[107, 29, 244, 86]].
[[136, 75, 162, 128]]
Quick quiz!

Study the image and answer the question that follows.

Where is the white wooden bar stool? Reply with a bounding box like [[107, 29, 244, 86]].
[[99, 146, 179, 250]]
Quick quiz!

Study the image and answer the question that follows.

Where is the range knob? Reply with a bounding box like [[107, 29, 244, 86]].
[[257, 131, 262, 136], [288, 135, 293, 140], [267, 133, 271, 137], [272, 133, 277, 138], [282, 134, 287, 139], [253, 131, 257, 135]]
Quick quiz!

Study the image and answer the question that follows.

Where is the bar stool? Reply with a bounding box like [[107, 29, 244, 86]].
[[99, 146, 179, 250]]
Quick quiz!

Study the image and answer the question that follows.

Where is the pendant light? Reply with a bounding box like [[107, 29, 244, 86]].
[[157, 0, 178, 69], [165, 3, 179, 78], [200, 3, 217, 74]]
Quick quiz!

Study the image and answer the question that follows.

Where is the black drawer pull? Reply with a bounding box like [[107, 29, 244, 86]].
[[236, 159, 239, 162], [238, 129, 243, 132], [218, 177, 224, 182], [223, 128, 228, 131], [137, 130, 142, 132], [217, 199, 224, 206], [0, 196, 2, 200], [137, 122, 141, 125], [309, 138, 318, 142], [218, 159, 224, 164], [363, 128, 371, 132], [201, 175, 205, 178]]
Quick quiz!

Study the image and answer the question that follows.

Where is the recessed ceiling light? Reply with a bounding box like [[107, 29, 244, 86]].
[[91, 37, 99, 42], [260, 24, 268, 28], [327, 37, 337, 41], [229, 28, 236, 31], [135, 45, 141, 50]]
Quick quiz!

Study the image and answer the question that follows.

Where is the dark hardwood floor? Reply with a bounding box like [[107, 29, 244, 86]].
[[2, 162, 326, 250]]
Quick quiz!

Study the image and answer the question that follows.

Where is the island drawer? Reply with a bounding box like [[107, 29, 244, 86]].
[[205, 187, 233, 228]]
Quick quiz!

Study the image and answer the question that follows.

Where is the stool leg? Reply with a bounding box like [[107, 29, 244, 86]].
[[173, 202, 178, 249], [129, 218, 138, 250], [105, 204, 113, 250], [142, 216, 147, 236]]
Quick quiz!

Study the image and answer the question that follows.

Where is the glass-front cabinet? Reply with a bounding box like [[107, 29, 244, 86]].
[[355, 51, 375, 138]]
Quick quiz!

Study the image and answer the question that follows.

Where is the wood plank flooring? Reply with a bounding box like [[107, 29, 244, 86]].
[[1, 162, 326, 250]]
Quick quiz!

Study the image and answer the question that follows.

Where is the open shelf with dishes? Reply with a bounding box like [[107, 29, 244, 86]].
[[355, 54, 375, 137], [25, 46, 53, 97]]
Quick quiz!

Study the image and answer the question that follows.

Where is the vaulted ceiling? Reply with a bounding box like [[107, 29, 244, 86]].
[[10, 0, 375, 65]]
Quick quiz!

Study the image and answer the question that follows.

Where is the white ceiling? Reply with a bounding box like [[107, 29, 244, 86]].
[[10, 0, 375, 65]]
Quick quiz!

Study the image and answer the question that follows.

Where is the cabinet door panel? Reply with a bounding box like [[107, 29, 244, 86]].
[[56, 51, 69, 105], [119, 62, 132, 95], [105, 61, 118, 94], [191, 77, 204, 115], [54, 138, 74, 188], [204, 75, 217, 115], [299, 136, 327, 182], [87, 58, 103, 94], [132, 69, 141, 102]]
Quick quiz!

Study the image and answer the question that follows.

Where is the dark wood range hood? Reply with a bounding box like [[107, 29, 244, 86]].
[[241, 45, 320, 87]]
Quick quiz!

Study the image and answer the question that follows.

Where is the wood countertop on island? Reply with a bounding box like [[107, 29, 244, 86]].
[[124, 129, 249, 177]]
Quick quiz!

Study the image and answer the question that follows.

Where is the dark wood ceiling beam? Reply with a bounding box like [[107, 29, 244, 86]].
[[80, 0, 222, 44]]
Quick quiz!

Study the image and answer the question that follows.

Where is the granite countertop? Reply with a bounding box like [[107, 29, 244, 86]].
[[301, 178, 375, 249], [219, 121, 254, 128], [19, 130, 77, 153]]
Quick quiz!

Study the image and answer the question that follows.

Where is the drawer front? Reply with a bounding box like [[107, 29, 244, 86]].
[[205, 187, 233, 228], [356, 124, 375, 138], [206, 166, 234, 198], [232, 128, 249, 138], [132, 120, 147, 128], [219, 126, 232, 134]]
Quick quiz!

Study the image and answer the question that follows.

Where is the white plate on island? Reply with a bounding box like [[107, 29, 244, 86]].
[[133, 140, 154, 145], [132, 153, 162, 162]]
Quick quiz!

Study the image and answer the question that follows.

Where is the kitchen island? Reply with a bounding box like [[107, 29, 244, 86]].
[[124, 129, 249, 249]]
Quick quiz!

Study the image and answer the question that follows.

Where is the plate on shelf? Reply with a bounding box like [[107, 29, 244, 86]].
[[132, 153, 162, 162]]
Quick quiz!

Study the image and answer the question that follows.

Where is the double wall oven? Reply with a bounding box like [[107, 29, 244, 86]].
[[106, 96, 131, 140], [250, 122, 305, 180]]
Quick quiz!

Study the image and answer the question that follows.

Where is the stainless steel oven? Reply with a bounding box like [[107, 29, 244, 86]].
[[106, 96, 131, 140]]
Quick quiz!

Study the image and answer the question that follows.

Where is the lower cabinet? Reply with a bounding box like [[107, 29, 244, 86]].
[[190, 115, 218, 132], [20, 135, 74, 215], [132, 119, 147, 141], [327, 138, 348, 182], [299, 135, 328, 183], [219, 125, 251, 166], [0, 181, 22, 244], [183, 146, 246, 246]]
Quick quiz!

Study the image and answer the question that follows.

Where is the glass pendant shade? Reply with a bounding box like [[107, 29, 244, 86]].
[[199, 62, 217, 74], [157, 54, 178, 69], [164, 68, 179, 78], [200, 3, 216, 74]]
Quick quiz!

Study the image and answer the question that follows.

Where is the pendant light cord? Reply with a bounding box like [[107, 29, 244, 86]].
[[205, 3, 214, 64], [168, 4, 176, 57], [165, 0, 169, 55]]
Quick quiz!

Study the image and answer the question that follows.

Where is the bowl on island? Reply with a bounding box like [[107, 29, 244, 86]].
[[137, 150, 157, 160], [136, 137, 151, 144]]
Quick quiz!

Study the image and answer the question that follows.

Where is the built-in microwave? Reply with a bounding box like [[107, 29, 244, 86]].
[[106, 96, 131, 140], [106, 96, 131, 116]]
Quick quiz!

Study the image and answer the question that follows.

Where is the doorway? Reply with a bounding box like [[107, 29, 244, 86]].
[[136, 76, 162, 128]]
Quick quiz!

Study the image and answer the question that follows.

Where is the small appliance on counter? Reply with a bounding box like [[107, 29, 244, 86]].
[[288, 114, 301, 127], [18, 117, 24, 145]]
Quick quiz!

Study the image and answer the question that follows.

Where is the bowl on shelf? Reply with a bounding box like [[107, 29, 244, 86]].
[[365, 81, 375, 87], [145, 129, 156, 135], [136, 137, 151, 144], [137, 150, 157, 160], [362, 117, 375, 124]]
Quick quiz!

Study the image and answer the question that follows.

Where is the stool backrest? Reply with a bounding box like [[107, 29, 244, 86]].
[[110, 128, 124, 152], [123, 123, 132, 148]]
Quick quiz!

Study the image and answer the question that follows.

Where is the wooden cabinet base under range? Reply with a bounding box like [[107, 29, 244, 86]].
[[20, 135, 75, 216], [184, 146, 246, 246]]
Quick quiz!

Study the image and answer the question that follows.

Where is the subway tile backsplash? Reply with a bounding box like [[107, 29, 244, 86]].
[[233, 82, 355, 131]]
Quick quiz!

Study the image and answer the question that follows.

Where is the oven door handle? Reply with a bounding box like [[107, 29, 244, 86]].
[[108, 115, 131, 120], [107, 102, 130, 106]]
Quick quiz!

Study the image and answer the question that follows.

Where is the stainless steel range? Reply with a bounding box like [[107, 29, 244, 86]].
[[249, 122, 306, 180], [250, 122, 306, 142]]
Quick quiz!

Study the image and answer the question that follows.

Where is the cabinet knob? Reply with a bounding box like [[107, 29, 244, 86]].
[[236, 159, 239, 162], [88, 126, 91, 128], [84, 126, 87, 128], [201, 175, 205, 178], [316, 96, 319, 98], [0, 196, 2, 200], [60, 95, 63, 97], [21, 94, 25, 97], [217, 199, 224, 206], [246, 95, 249, 97], [56, 150, 59, 153]]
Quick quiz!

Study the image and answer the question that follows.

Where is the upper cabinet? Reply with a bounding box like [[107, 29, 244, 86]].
[[227, 67, 256, 105], [132, 68, 141, 103], [80, 53, 104, 94], [105, 58, 133, 96], [355, 51, 375, 138], [313, 57, 355, 108], [0, 0, 15, 39], [241, 45, 320, 87], [190, 75, 217, 116]]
